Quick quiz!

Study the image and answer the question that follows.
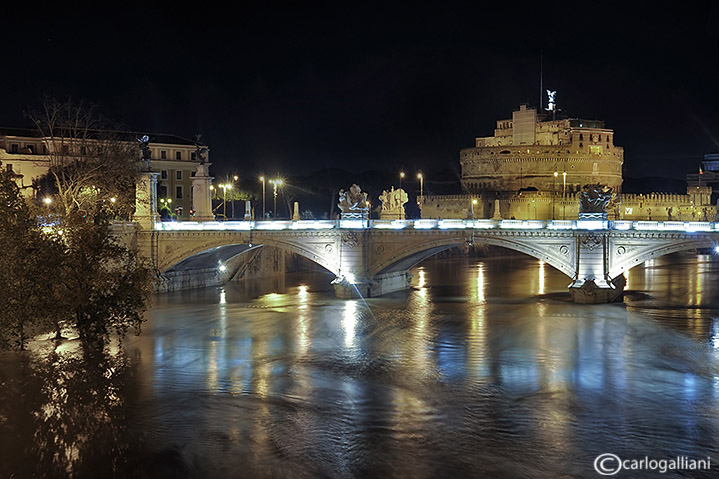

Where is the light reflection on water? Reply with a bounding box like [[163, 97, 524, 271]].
[[2, 254, 719, 477]]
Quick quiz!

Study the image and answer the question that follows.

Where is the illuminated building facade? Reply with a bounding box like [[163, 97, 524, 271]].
[[460, 104, 624, 194], [0, 127, 206, 219]]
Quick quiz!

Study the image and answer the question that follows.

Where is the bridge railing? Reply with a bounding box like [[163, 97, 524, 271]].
[[152, 219, 719, 233]]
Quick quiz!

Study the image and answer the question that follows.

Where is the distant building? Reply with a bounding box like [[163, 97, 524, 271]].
[[687, 153, 719, 205], [460, 104, 624, 194], [0, 127, 207, 219]]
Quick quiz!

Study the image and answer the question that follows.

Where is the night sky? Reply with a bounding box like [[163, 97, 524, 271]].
[[2, 2, 718, 181]]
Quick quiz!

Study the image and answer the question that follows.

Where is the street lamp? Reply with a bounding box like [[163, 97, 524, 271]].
[[219, 183, 231, 220], [269, 178, 283, 219], [471, 198, 478, 219], [232, 175, 239, 218], [399, 171, 405, 190], [259, 176, 266, 219], [417, 172, 423, 204]]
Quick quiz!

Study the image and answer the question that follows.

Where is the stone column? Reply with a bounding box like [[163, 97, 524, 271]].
[[492, 198, 502, 219], [133, 170, 159, 229], [292, 201, 300, 221], [191, 163, 214, 221], [244, 200, 252, 220]]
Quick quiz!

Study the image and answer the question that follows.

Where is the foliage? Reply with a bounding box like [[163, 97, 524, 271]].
[[59, 212, 153, 344], [0, 169, 63, 349]]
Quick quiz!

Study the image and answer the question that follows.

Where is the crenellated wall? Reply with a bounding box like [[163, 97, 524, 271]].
[[421, 190, 717, 221]]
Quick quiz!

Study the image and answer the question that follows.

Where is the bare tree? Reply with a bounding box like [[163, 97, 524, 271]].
[[26, 97, 139, 220]]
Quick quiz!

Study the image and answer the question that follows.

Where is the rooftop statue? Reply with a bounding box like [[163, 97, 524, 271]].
[[338, 184, 369, 213], [194, 134, 208, 165], [578, 184, 615, 213], [137, 135, 151, 170]]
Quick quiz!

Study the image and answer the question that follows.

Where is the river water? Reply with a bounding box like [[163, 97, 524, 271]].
[[2, 253, 719, 478]]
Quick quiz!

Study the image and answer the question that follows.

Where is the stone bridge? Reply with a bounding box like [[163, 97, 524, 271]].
[[120, 218, 719, 304]]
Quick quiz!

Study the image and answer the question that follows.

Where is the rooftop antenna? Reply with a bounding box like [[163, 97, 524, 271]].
[[539, 55, 543, 110]]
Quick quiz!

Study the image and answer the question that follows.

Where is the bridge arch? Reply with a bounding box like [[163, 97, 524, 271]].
[[371, 233, 576, 278], [608, 237, 715, 280], [156, 232, 341, 275]]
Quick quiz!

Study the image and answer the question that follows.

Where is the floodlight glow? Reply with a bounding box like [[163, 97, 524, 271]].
[[715, 246, 719, 254], [373, 221, 407, 229], [339, 219, 365, 229], [345, 273, 355, 284], [576, 220, 605, 230], [438, 220, 466, 229], [218, 263, 227, 272], [472, 220, 496, 229], [413, 220, 437, 229], [685, 222, 712, 232]]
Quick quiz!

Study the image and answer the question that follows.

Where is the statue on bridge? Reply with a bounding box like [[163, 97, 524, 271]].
[[578, 184, 616, 214], [378, 186, 408, 219], [338, 184, 369, 219]]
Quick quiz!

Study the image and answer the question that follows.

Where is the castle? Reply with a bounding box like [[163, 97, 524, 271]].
[[422, 103, 714, 221]]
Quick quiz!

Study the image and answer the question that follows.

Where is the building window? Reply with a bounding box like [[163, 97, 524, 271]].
[[176, 151, 182, 160], [161, 170, 168, 179], [11, 144, 18, 153], [191, 152, 196, 161], [159, 185, 167, 197], [161, 150, 167, 160], [176, 170, 182, 180], [176, 186, 183, 199], [579, 134, 583, 141], [42, 144, 47, 154], [191, 171, 196, 177]]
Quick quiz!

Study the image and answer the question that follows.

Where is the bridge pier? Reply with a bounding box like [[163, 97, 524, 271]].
[[332, 271, 413, 298], [568, 275, 625, 304]]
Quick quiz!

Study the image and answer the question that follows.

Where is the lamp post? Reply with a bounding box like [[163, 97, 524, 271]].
[[399, 171, 405, 190], [553, 171, 558, 220], [269, 179, 283, 219], [471, 198, 477, 219], [232, 175, 238, 219], [220, 183, 230, 220], [259, 176, 266, 219], [417, 172, 423, 204]]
